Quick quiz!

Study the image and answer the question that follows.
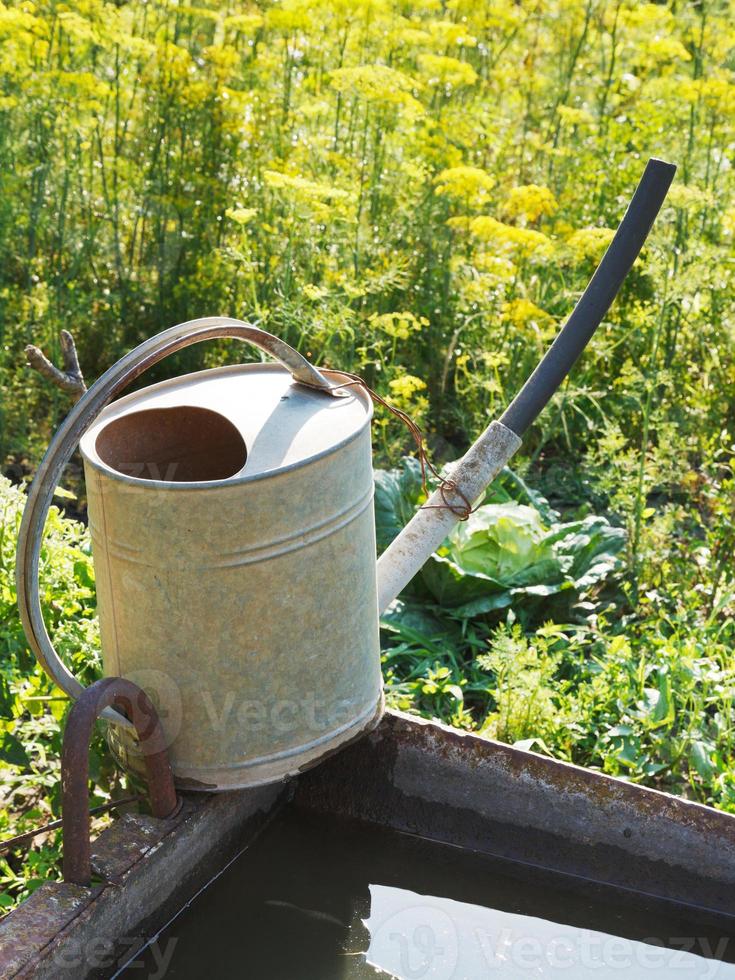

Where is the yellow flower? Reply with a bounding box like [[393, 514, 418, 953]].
[[223, 12, 264, 34], [434, 166, 495, 206], [226, 207, 257, 225], [329, 65, 423, 116], [203, 44, 240, 79], [418, 54, 477, 88], [473, 253, 516, 279], [303, 284, 326, 300], [557, 105, 593, 127], [178, 6, 220, 22], [118, 35, 156, 60], [722, 208, 735, 238], [644, 37, 691, 65], [502, 298, 552, 329], [158, 41, 195, 79], [667, 185, 713, 211], [458, 273, 498, 308], [389, 374, 427, 399], [369, 311, 429, 340], [456, 216, 552, 257], [395, 23, 433, 46], [388, 374, 429, 417], [620, 3, 673, 31], [265, 4, 311, 32], [47, 70, 110, 110], [426, 20, 477, 48], [263, 170, 349, 201], [566, 227, 615, 262], [57, 11, 101, 45], [504, 184, 558, 223]]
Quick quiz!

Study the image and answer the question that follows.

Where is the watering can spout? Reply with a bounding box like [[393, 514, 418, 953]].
[[377, 157, 676, 614]]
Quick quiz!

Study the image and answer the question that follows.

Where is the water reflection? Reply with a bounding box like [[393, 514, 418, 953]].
[[363, 885, 735, 980]]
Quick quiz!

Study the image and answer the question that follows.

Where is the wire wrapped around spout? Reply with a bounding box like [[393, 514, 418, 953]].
[[376, 158, 676, 613]]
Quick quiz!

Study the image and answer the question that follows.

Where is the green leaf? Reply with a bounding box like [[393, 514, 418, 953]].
[[689, 741, 717, 779], [53, 486, 76, 501], [607, 724, 634, 738], [489, 469, 560, 524], [449, 503, 556, 579], [418, 499, 625, 618], [651, 670, 674, 726], [373, 457, 425, 552], [381, 599, 462, 643], [616, 738, 642, 768], [73, 559, 95, 589], [0, 676, 13, 717], [0, 731, 31, 770]]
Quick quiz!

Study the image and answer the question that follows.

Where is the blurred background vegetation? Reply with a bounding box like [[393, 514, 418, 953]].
[[1, 0, 735, 907]]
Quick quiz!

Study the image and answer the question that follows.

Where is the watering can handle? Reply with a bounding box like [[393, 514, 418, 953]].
[[15, 316, 338, 725]]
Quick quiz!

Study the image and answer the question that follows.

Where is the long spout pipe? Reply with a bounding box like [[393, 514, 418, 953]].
[[377, 157, 676, 613]]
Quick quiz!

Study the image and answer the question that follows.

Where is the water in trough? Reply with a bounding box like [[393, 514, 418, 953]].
[[122, 807, 735, 979]]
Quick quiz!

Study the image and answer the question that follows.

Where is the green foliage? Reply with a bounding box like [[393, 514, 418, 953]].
[[383, 608, 735, 811], [0, 478, 126, 912], [374, 458, 426, 553], [476, 625, 559, 747]]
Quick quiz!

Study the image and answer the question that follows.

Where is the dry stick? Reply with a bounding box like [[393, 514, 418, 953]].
[[25, 330, 87, 401]]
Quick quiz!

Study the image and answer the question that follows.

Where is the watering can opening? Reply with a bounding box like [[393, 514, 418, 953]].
[[94, 405, 248, 483]]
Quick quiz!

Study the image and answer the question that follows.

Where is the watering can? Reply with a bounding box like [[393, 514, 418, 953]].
[[16, 159, 674, 790]]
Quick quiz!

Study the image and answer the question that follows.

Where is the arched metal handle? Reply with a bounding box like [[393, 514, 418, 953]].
[[15, 316, 337, 724]]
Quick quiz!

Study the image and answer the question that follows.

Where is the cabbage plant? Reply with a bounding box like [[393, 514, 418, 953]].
[[375, 460, 626, 621]]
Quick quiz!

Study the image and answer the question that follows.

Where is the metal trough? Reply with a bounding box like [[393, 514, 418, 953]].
[[1, 711, 733, 977]]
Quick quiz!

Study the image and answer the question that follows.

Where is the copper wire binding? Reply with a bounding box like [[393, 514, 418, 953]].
[[329, 372, 476, 521]]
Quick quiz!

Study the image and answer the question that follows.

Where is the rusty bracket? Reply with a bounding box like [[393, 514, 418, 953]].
[[61, 677, 179, 886]]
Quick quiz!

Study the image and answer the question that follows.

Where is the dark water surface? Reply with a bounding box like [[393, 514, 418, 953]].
[[121, 807, 735, 979]]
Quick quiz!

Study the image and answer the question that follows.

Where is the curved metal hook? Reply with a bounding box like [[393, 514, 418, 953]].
[[61, 676, 179, 886]]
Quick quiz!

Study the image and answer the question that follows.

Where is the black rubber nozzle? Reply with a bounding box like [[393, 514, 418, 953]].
[[499, 157, 676, 438]]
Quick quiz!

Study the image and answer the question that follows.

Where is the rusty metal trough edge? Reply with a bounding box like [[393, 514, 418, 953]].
[[382, 711, 735, 882]]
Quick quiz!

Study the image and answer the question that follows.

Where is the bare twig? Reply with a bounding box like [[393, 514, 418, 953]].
[[25, 330, 87, 401]]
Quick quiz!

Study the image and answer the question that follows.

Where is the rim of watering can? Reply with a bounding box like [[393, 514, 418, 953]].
[[79, 363, 374, 491]]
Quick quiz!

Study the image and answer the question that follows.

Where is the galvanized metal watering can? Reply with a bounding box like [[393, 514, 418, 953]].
[[16, 159, 675, 790]]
